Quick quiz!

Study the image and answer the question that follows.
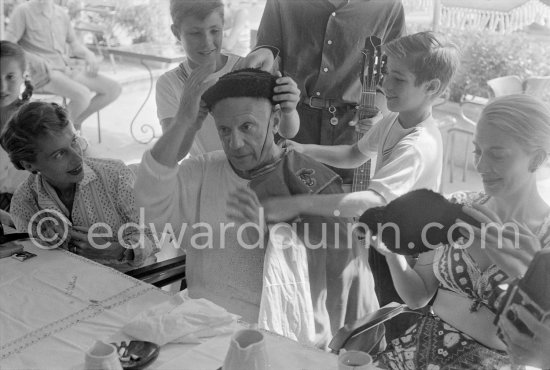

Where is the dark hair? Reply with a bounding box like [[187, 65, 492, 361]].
[[0, 40, 33, 102], [170, 0, 224, 26], [202, 68, 277, 110], [384, 31, 460, 96], [0, 102, 70, 170]]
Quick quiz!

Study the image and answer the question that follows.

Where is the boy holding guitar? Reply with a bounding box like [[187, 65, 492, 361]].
[[264, 31, 460, 220]]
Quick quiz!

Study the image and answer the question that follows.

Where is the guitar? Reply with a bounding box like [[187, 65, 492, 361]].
[[351, 36, 384, 194]]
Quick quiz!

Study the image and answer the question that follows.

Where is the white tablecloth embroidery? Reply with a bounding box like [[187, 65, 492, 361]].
[[0, 241, 170, 365], [0, 241, 348, 370]]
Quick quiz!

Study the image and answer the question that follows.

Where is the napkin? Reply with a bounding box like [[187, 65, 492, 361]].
[[122, 292, 239, 346]]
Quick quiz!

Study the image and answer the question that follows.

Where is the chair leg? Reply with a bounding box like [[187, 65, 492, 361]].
[[462, 139, 470, 182], [108, 53, 117, 74], [448, 132, 455, 184], [97, 111, 101, 143]]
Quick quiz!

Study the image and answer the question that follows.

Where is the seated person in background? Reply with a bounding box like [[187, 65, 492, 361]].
[[135, 69, 379, 349], [374, 94, 550, 369], [1, 102, 158, 272], [255, 31, 461, 338], [0, 41, 32, 225], [157, 0, 298, 157], [5, 0, 121, 132]]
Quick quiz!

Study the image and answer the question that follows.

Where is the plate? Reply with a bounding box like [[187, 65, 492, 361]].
[[111, 341, 160, 370]]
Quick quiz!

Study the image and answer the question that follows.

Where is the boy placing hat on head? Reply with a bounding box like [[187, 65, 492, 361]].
[[156, 0, 299, 157]]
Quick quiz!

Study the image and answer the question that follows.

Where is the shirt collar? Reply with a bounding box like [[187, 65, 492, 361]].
[[32, 160, 97, 217], [79, 160, 97, 187]]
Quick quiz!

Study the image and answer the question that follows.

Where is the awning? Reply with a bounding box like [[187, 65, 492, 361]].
[[439, 0, 550, 33]]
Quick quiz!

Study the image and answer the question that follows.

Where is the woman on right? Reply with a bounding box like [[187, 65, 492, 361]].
[[376, 94, 550, 369]]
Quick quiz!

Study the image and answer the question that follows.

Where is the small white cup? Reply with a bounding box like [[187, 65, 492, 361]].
[[84, 340, 122, 370], [223, 329, 268, 370], [338, 350, 374, 370]]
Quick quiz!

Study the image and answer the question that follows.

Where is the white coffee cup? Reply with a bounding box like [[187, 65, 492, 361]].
[[223, 329, 268, 370], [84, 340, 123, 370], [338, 350, 374, 370]]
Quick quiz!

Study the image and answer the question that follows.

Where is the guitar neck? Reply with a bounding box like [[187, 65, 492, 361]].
[[351, 92, 378, 193]]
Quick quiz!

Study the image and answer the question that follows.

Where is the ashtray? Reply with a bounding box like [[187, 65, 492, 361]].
[[111, 341, 160, 370]]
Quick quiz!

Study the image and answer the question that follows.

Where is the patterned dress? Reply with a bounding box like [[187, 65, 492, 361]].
[[377, 192, 550, 370]]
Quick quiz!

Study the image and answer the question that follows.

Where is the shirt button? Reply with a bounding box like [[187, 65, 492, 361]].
[[327, 40, 333, 45], [316, 92, 321, 96], [332, 12, 336, 16], [323, 67, 329, 72]]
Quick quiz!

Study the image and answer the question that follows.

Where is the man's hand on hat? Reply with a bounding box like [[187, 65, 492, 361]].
[[273, 72, 300, 114], [178, 62, 218, 128]]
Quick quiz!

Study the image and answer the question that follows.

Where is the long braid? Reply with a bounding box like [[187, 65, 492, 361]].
[[22, 79, 34, 102]]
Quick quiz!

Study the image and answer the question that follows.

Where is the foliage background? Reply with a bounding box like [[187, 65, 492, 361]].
[[407, 23, 550, 102]]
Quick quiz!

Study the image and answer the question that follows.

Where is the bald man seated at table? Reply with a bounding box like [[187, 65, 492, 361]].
[[134, 68, 380, 349]]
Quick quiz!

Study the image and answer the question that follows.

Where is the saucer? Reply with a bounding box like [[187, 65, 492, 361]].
[[111, 341, 160, 370]]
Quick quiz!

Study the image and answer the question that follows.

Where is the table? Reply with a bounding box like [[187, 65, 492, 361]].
[[89, 43, 185, 144], [0, 241, 339, 369]]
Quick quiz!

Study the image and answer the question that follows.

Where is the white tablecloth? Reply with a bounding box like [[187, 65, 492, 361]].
[[0, 241, 339, 370]]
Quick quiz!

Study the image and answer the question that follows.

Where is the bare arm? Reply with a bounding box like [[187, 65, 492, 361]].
[[272, 73, 300, 138], [383, 250, 439, 309], [290, 142, 371, 169], [263, 189, 385, 221], [151, 64, 216, 167]]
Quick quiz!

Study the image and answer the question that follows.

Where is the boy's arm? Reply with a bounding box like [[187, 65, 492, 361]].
[[263, 189, 385, 222], [272, 72, 299, 138], [151, 64, 216, 167], [289, 142, 371, 169], [279, 111, 299, 139]]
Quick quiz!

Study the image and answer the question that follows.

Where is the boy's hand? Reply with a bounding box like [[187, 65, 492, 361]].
[[283, 139, 304, 153], [349, 111, 383, 134], [177, 62, 217, 129], [238, 47, 275, 71], [273, 72, 300, 114]]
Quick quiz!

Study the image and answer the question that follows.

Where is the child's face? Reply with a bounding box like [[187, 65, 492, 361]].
[[0, 57, 25, 107], [172, 11, 224, 69], [381, 55, 432, 114]]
